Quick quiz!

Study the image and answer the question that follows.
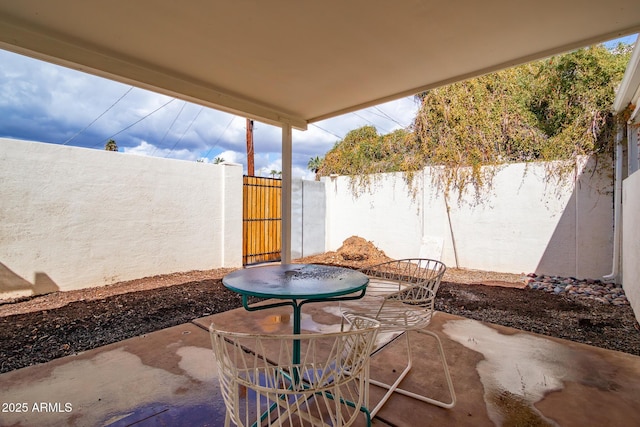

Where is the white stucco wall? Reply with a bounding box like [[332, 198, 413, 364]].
[[324, 172, 424, 260], [0, 139, 242, 298], [325, 157, 613, 278], [435, 157, 613, 277], [291, 179, 326, 259], [623, 169, 640, 318], [0, 137, 616, 300]]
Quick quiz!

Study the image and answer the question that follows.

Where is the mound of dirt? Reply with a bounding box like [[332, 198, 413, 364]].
[[299, 236, 393, 266]]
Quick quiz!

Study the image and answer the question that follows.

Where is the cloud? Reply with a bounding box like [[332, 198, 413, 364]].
[[122, 140, 201, 162], [207, 150, 244, 165], [0, 48, 419, 179]]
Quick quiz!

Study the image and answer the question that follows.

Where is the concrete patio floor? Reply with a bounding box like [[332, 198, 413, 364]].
[[2, 301, 640, 426]]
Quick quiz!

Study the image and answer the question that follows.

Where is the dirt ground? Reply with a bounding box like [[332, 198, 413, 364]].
[[1, 237, 639, 374]]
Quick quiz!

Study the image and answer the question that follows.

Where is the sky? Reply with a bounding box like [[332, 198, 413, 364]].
[[0, 49, 418, 180], [0, 34, 637, 180]]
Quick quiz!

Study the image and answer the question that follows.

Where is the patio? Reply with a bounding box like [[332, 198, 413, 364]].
[[2, 300, 639, 426]]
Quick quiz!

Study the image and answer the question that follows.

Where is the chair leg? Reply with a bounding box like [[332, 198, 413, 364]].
[[368, 332, 413, 417], [368, 330, 456, 417]]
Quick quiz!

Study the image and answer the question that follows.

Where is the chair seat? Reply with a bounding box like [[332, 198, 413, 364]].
[[344, 298, 434, 331], [362, 278, 412, 297]]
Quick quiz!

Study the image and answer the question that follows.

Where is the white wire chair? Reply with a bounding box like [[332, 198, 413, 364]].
[[342, 258, 455, 417], [210, 314, 380, 427]]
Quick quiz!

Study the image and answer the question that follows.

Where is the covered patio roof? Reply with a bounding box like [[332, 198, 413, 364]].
[[1, 1, 639, 262], [1, 1, 639, 130]]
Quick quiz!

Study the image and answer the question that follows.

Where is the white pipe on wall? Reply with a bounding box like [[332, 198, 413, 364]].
[[603, 124, 624, 283]]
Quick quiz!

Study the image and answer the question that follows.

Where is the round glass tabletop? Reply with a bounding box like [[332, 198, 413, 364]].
[[223, 264, 369, 299]]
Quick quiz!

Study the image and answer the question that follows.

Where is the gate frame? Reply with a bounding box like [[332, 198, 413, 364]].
[[242, 175, 282, 266]]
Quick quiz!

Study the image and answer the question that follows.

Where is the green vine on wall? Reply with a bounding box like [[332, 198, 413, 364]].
[[317, 43, 632, 201]]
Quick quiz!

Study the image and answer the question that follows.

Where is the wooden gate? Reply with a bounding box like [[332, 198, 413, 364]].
[[243, 175, 282, 265]]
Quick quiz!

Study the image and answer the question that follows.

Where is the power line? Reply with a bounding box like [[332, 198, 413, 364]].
[[165, 106, 203, 157], [97, 98, 176, 147], [353, 112, 391, 133], [310, 123, 343, 139], [372, 106, 410, 128], [151, 101, 187, 156], [203, 116, 237, 159], [62, 86, 134, 145]]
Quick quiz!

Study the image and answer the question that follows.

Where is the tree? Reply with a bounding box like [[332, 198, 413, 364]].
[[415, 45, 628, 166], [317, 126, 416, 193], [318, 126, 415, 176], [270, 170, 281, 178], [413, 66, 543, 194], [525, 45, 629, 160], [316, 43, 631, 198], [213, 157, 225, 164], [105, 139, 118, 151], [307, 156, 323, 180]]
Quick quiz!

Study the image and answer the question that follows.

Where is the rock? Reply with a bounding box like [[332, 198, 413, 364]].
[[524, 272, 629, 307]]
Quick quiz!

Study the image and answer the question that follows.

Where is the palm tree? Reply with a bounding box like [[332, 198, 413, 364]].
[[270, 169, 281, 178], [105, 139, 118, 151], [307, 156, 323, 180], [213, 157, 225, 164]]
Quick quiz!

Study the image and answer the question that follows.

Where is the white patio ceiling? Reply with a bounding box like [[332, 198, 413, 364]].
[[0, 0, 639, 131]]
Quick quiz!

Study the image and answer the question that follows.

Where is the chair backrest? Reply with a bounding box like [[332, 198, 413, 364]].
[[359, 258, 446, 309], [210, 315, 379, 427]]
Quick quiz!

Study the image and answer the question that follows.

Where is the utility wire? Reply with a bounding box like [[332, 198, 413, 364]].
[[372, 105, 410, 128], [62, 86, 134, 145], [97, 98, 176, 147], [353, 112, 391, 133], [165, 106, 204, 158], [151, 101, 187, 156], [203, 116, 237, 160], [310, 123, 343, 139]]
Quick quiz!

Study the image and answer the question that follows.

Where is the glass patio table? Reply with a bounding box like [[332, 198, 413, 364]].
[[222, 263, 369, 366]]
